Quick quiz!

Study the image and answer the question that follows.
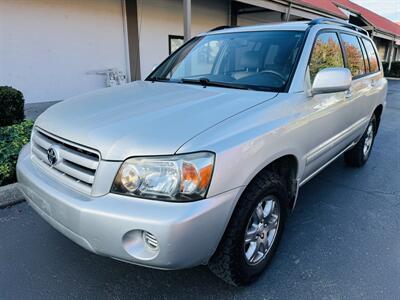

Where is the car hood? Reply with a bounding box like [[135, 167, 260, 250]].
[[36, 81, 277, 160]]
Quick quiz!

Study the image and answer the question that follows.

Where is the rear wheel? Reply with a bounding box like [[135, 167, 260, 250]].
[[208, 170, 288, 286], [344, 114, 377, 167]]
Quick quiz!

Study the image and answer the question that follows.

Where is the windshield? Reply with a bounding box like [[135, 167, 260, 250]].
[[147, 31, 305, 92]]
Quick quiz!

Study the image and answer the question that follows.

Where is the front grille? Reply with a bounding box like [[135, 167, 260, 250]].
[[31, 127, 100, 194]]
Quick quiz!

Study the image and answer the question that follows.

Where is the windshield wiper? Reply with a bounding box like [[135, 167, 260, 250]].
[[180, 77, 278, 92], [180, 77, 250, 90], [148, 76, 171, 83], [181, 77, 212, 87]]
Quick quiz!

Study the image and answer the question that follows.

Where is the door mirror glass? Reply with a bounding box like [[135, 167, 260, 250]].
[[312, 67, 352, 95]]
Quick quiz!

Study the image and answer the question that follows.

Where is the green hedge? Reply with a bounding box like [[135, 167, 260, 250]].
[[382, 61, 400, 78], [0, 120, 34, 186], [0, 86, 25, 127]]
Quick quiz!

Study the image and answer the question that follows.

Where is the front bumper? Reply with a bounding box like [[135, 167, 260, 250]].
[[17, 145, 242, 269]]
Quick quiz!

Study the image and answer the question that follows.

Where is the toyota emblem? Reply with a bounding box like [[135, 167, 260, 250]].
[[47, 146, 60, 166]]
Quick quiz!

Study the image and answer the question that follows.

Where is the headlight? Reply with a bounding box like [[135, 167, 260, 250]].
[[111, 152, 215, 201]]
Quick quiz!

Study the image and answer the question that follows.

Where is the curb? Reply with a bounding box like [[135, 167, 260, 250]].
[[0, 183, 25, 209], [386, 77, 400, 81]]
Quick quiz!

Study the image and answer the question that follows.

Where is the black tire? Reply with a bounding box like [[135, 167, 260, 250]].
[[344, 114, 377, 168], [208, 169, 289, 286]]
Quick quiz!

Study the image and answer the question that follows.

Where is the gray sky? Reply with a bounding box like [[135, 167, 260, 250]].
[[352, 0, 400, 22]]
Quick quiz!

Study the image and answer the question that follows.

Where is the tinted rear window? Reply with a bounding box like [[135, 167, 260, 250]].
[[359, 37, 370, 73], [340, 33, 366, 77], [362, 38, 380, 73]]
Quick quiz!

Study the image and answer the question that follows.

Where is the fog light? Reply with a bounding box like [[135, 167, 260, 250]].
[[122, 229, 160, 260], [143, 231, 159, 250]]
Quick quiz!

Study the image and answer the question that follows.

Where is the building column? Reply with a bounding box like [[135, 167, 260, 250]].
[[125, 0, 141, 80], [388, 39, 394, 71], [284, 2, 292, 22], [183, 0, 191, 42], [121, 0, 131, 82], [230, 1, 239, 26], [370, 30, 375, 43]]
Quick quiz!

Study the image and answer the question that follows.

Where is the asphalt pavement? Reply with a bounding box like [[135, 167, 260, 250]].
[[1, 81, 399, 299]]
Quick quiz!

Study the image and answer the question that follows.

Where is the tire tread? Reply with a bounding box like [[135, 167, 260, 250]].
[[208, 169, 288, 286], [344, 114, 377, 168]]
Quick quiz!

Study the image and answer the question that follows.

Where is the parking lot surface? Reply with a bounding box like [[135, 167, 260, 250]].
[[1, 81, 399, 299]]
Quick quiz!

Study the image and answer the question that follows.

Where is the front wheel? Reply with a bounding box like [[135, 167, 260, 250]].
[[208, 170, 288, 286], [344, 114, 377, 167]]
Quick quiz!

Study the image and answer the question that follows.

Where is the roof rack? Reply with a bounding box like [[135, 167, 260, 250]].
[[208, 25, 236, 32], [309, 18, 369, 37]]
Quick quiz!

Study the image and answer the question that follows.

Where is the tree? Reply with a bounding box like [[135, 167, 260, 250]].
[[309, 37, 343, 82]]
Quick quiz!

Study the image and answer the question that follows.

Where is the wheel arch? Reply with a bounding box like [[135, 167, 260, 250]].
[[208, 153, 300, 273], [238, 154, 300, 211]]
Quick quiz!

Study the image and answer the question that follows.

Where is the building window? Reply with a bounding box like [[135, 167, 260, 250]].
[[169, 35, 184, 54]]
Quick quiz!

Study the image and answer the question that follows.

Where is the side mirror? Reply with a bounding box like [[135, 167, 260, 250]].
[[312, 68, 352, 95]]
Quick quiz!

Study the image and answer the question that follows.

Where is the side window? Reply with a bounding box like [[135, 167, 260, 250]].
[[359, 37, 370, 73], [362, 38, 380, 73], [169, 35, 184, 54], [309, 32, 344, 83], [340, 33, 366, 77]]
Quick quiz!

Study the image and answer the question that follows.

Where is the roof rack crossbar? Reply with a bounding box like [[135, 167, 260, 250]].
[[309, 18, 369, 37]]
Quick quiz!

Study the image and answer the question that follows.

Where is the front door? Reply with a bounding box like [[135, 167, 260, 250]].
[[302, 31, 353, 179]]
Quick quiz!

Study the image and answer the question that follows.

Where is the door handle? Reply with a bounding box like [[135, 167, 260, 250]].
[[345, 89, 352, 98], [370, 79, 377, 87]]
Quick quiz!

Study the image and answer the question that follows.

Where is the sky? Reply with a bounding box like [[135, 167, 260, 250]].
[[352, 0, 400, 22]]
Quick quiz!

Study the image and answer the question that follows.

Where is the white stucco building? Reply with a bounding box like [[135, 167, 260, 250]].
[[1, 0, 399, 103]]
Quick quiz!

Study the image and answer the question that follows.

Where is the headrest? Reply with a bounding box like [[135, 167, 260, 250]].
[[240, 51, 262, 70]]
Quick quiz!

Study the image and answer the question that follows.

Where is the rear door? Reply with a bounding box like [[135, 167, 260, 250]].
[[360, 38, 386, 117]]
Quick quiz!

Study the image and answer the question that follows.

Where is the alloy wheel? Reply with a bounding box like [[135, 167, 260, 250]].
[[363, 123, 374, 157], [244, 196, 280, 265]]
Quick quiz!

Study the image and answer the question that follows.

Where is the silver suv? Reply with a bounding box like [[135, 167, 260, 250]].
[[17, 18, 387, 285]]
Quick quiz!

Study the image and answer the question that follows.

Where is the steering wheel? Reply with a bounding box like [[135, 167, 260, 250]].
[[260, 70, 286, 83], [239, 70, 286, 88]]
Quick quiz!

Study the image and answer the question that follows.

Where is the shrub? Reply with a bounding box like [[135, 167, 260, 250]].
[[382, 61, 400, 78], [0, 120, 34, 186], [0, 86, 25, 127]]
